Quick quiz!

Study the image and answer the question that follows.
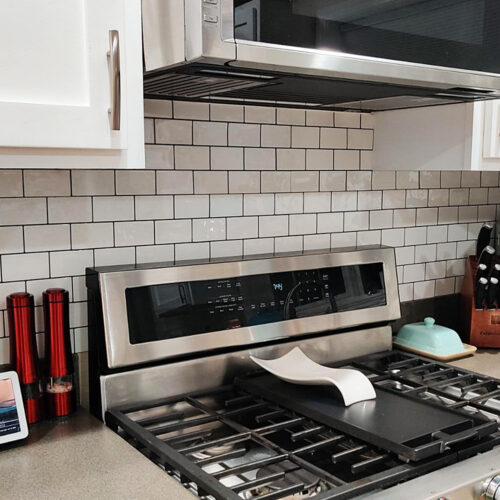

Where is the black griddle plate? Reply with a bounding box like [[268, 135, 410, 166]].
[[236, 373, 497, 462]]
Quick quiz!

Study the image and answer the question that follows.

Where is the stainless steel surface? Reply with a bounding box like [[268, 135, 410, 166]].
[[98, 247, 399, 368], [100, 325, 392, 417], [141, 0, 500, 107], [361, 447, 500, 500], [482, 475, 500, 500], [107, 30, 121, 131]]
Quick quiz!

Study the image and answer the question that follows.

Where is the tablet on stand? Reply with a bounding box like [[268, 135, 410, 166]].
[[0, 371, 29, 445]]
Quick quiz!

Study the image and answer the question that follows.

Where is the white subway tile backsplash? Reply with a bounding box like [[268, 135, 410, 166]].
[[156, 119, 192, 144], [344, 211, 369, 231], [245, 148, 275, 170], [382, 228, 405, 247], [24, 170, 70, 197], [481, 171, 499, 187], [292, 127, 319, 148], [175, 242, 210, 261], [0, 282, 25, 309], [346, 171, 371, 191], [357, 230, 381, 246], [304, 234, 330, 250], [94, 247, 135, 267], [2, 253, 49, 282], [211, 147, 244, 170], [370, 210, 393, 230], [211, 194, 243, 217], [415, 244, 437, 263], [175, 146, 210, 170], [358, 191, 381, 210], [304, 193, 330, 213], [116, 171, 155, 195], [291, 171, 318, 192], [144, 99, 172, 118], [245, 106, 275, 124], [193, 121, 227, 146], [0, 227, 23, 254], [441, 171, 461, 188], [320, 128, 347, 149], [261, 172, 290, 193], [115, 221, 154, 247], [448, 223, 468, 241], [193, 218, 226, 241], [229, 171, 260, 193], [211, 103, 243, 122], [228, 123, 260, 147], [396, 171, 419, 190], [420, 171, 441, 189], [372, 171, 396, 190], [145, 117, 155, 143], [306, 110, 334, 127], [332, 192, 357, 212], [437, 242, 457, 260], [469, 188, 488, 205], [335, 111, 360, 128], [93, 196, 135, 222], [347, 129, 373, 150], [173, 101, 209, 120], [435, 277, 456, 296], [157, 171, 193, 195], [406, 190, 428, 208], [461, 171, 481, 188], [405, 226, 427, 246], [210, 240, 243, 258], [175, 195, 209, 218], [393, 209, 416, 228], [428, 189, 449, 207], [194, 171, 228, 194], [317, 213, 343, 233], [243, 238, 274, 256], [438, 206, 459, 224], [277, 149, 305, 171], [261, 125, 290, 148], [277, 108, 305, 126], [72, 170, 115, 195], [414, 280, 435, 300], [49, 250, 93, 278], [275, 236, 303, 253], [306, 150, 333, 170], [24, 225, 70, 252], [427, 225, 448, 244], [72, 223, 113, 249], [334, 150, 359, 171], [243, 194, 274, 216], [145, 145, 175, 170], [136, 244, 174, 264], [275, 193, 303, 214], [135, 195, 173, 220], [227, 217, 258, 239], [395, 246, 414, 265], [331, 232, 357, 248], [0, 198, 47, 225], [155, 219, 191, 244], [416, 208, 438, 226], [403, 263, 425, 283], [449, 188, 469, 206], [383, 190, 406, 209], [0, 170, 23, 197], [320, 171, 346, 192], [260, 215, 289, 237], [458, 205, 478, 223]]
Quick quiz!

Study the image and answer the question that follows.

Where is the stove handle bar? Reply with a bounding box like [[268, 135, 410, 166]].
[[432, 422, 496, 452]]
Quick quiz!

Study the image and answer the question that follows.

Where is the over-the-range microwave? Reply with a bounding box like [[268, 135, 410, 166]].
[[142, 0, 500, 111]]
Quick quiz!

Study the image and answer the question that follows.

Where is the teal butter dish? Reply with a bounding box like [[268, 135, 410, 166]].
[[394, 317, 476, 361]]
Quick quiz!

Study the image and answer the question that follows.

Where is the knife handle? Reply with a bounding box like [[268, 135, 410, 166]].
[[491, 263, 500, 281], [475, 277, 488, 309], [476, 263, 488, 283], [478, 245, 495, 270], [476, 223, 493, 259], [487, 277, 499, 309]]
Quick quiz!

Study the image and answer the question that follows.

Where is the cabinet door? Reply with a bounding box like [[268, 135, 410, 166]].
[[483, 100, 500, 159], [0, 0, 144, 168]]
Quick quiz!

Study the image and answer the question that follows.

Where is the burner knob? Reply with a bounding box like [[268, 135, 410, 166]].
[[481, 475, 500, 500]]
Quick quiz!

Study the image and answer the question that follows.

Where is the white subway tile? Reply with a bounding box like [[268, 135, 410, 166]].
[[0, 170, 23, 197], [395, 246, 414, 265], [25, 278, 71, 305], [0, 282, 25, 309], [144, 99, 172, 118], [291, 171, 318, 192], [292, 127, 319, 148], [260, 215, 289, 237], [175, 195, 209, 218], [144, 118, 154, 143], [228, 123, 260, 146], [335, 111, 360, 128], [393, 209, 416, 228], [437, 242, 457, 260], [415, 244, 437, 263], [211, 103, 243, 122], [346, 171, 371, 191], [261, 125, 290, 147], [320, 128, 347, 149], [357, 230, 381, 246], [289, 214, 316, 235], [116, 171, 155, 195], [332, 192, 357, 212], [193, 218, 226, 242], [277, 108, 305, 125], [344, 211, 369, 231], [449, 188, 469, 206], [193, 121, 227, 146], [458, 206, 477, 223], [25, 225, 70, 252], [275, 193, 303, 214], [317, 213, 343, 233], [175, 242, 209, 261], [461, 171, 481, 188], [360, 151, 372, 171], [441, 171, 461, 188], [0, 198, 47, 225], [93, 196, 134, 222], [211, 147, 244, 170], [72, 223, 113, 249], [448, 223, 468, 241], [72, 170, 115, 195], [2, 253, 49, 282], [405, 226, 427, 245], [488, 187, 500, 204], [383, 190, 405, 209], [210, 240, 243, 258], [245, 148, 275, 170], [135, 195, 173, 220], [306, 149, 333, 170], [358, 191, 381, 210], [481, 171, 499, 187], [0, 227, 23, 254], [24, 170, 70, 197], [360, 114, 374, 129], [277, 149, 305, 171], [155, 219, 191, 244], [396, 171, 419, 189], [72, 276, 87, 302], [414, 280, 435, 300], [69, 303, 87, 330], [469, 188, 488, 205], [73, 327, 88, 353], [372, 171, 396, 190], [173, 101, 209, 120], [227, 217, 258, 239], [194, 171, 228, 194], [428, 189, 449, 207], [136, 244, 174, 264], [435, 277, 456, 296], [403, 263, 425, 283], [427, 225, 448, 244], [347, 129, 373, 150], [399, 283, 414, 302], [446, 258, 465, 277], [145, 145, 175, 170], [115, 221, 154, 246], [334, 150, 359, 171], [175, 146, 210, 170], [467, 222, 483, 241], [211, 194, 243, 217], [244, 194, 274, 216], [382, 228, 404, 247], [304, 234, 330, 250], [420, 171, 441, 188], [155, 119, 192, 144], [478, 205, 496, 221], [47, 198, 91, 225], [438, 206, 458, 224], [94, 247, 135, 267], [320, 171, 346, 191], [331, 232, 357, 249], [229, 171, 260, 193], [261, 172, 290, 193], [245, 106, 275, 124], [275, 236, 303, 253], [370, 210, 393, 229], [157, 171, 193, 194], [49, 250, 93, 277], [306, 110, 334, 127], [304, 192, 330, 213], [416, 208, 437, 226], [456, 240, 474, 258], [243, 238, 274, 256], [406, 189, 428, 208]]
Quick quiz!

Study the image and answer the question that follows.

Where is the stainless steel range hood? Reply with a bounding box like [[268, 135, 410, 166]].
[[142, 0, 500, 111]]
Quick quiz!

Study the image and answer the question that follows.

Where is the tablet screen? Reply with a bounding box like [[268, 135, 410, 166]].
[[0, 379, 21, 437]]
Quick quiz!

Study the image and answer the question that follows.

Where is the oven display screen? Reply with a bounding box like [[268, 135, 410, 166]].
[[125, 263, 386, 344]]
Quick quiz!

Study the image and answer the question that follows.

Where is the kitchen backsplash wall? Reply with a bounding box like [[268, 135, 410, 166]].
[[0, 98, 499, 361]]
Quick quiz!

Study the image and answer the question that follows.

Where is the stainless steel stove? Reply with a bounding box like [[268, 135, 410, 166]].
[[86, 247, 500, 500]]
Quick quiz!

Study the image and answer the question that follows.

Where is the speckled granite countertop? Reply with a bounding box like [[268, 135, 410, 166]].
[[1, 410, 195, 500], [450, 348, 500, 378]]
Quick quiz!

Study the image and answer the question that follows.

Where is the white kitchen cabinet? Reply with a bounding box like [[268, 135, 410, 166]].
[[373, 99, 500, 171], [0, 0, 144, 168]]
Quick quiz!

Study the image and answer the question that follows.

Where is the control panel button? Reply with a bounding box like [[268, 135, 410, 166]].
[[203, 13, 219, 23]]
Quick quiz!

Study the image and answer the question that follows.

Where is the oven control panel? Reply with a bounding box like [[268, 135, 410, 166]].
[[125, 262, 386, 345]]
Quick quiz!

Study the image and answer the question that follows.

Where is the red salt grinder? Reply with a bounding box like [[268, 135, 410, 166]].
[[43, 289, 75, 418], [7, 292, 44, 424]]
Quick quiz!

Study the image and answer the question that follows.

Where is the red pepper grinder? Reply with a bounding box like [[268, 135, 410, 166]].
[[43, 289, 75, 418], [7, 292, 44, 424]]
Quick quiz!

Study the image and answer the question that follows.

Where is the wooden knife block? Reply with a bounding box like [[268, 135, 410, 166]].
[[460, 255, 500, 348]]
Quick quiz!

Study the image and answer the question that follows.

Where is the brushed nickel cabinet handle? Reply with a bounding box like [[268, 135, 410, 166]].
[[107, 30, 121, 131]]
